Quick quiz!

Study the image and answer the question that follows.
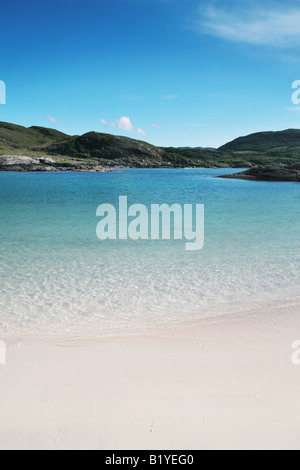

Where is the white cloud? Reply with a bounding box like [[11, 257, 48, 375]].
[[46, 115, 61, 125], [101, 116, 134, 132], [152, 123, 161, 129], [137, 128, 147, 137], [100, 118, 116, 128], [116, 116, 134, 132], [201, 4, 300, 47]]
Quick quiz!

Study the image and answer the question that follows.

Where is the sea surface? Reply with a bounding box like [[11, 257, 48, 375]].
[[0, 169, 299, 342]]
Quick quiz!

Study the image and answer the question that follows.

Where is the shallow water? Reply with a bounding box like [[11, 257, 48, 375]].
[[0, 169, 299, 341]]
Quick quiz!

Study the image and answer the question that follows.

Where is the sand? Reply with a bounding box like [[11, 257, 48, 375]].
[[0, 307, 300, 450]]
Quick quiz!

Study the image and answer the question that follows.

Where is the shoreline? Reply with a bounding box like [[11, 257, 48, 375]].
[[2, 294, 299, 348], [1, 307, 300, 450], [0, 164, 233, 172], [0, 155, 245, 172]]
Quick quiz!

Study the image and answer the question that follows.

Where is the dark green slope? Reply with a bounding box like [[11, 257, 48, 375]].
[[0, 122, 202, 167], [1, 121, 300, 167], [0, 122, 70, 156], [43, 131, 166, 163], [219, 129, 300, 152], [218, 129, 300, 165]]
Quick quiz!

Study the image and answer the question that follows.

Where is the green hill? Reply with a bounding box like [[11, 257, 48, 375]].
[[0, 122, 207, 167], [219, 129, 300, 152], [1, 122, 300, 168], [0, 122, 69, 155], [217, 129, 300, 165], [41, 131, 166, 163]]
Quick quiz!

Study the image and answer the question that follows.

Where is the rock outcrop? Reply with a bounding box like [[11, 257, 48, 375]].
[[219, 164, 300, 182], [0, 155, 110, 172]]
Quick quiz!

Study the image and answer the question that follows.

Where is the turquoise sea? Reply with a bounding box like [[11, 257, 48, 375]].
[[0, 169, 299, 342]]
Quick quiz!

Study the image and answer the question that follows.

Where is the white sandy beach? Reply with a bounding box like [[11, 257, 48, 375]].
[[0, 307, 300, 450]]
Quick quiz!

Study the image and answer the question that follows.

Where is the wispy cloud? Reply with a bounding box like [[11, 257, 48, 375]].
[[137, 128, 147, 137], [46, 115, 61, 125], [100, 118, 116, 128], [101, 116, 134, 132], [200, 3, 300, 47], [152, 123, 161, 129]]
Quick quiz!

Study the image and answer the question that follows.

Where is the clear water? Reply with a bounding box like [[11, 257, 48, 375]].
[[0, 169, 299, 342]]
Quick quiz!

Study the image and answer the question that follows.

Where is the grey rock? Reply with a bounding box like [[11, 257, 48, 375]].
[[232, 161, 255, 168], [0, 155, 40, 166], [38, 157, 56, 165], [288, 163, 300, 170], [0, 155, 111, 172], [219, 164, 300, 182]]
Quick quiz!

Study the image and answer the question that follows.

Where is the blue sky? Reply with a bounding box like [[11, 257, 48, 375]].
[[1, 0, 300, 147]]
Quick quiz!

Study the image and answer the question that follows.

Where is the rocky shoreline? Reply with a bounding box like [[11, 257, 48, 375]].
[[219, 163, 300, 182], [2, 156, 300, 180], [0, 156, 111, 172], [0, 155, 225, 171]]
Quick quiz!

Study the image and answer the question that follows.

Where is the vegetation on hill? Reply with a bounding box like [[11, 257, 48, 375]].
[[1, 122, 300, 168], [0, 122, 69, 155], [219, 129, 300, 152], [217, 129, 300, 166]]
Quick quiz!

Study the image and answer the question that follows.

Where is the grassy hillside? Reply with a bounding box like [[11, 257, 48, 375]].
[[165, 129, 300, 166], [217, 129, 300, 165], [1, 122, 300, 168], [0, 122, 210, 167], [42, 132, 166, 163], [219, 129, 300, 152], [0, 122, 70, 156]]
